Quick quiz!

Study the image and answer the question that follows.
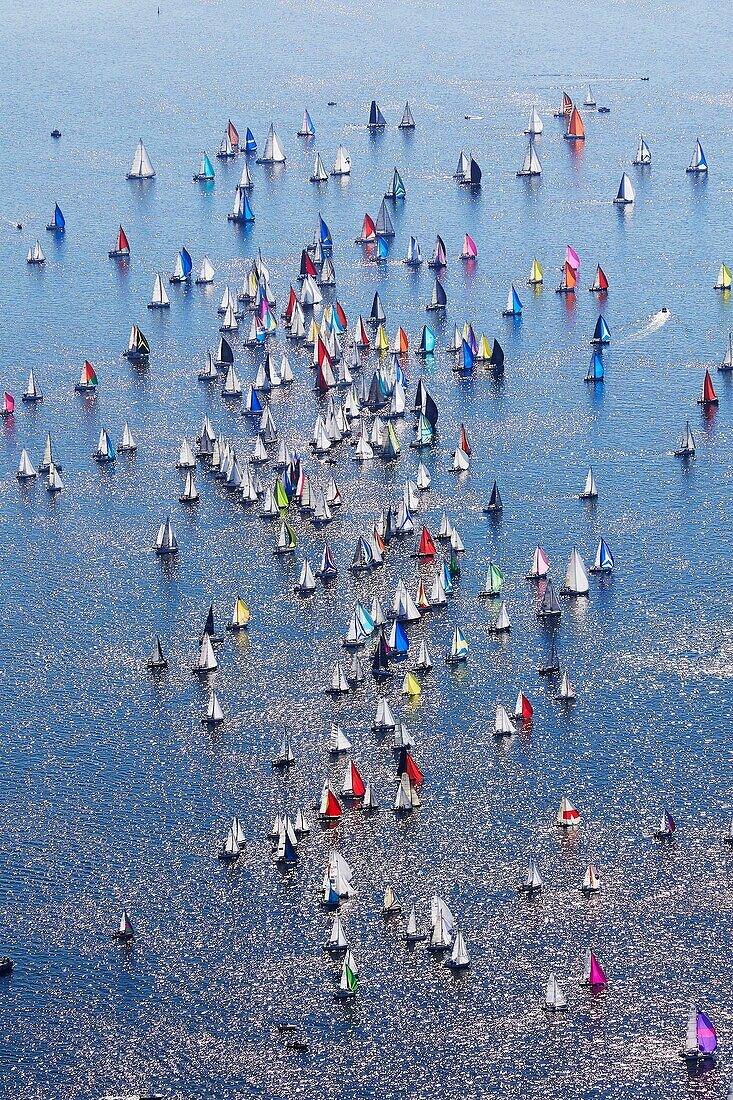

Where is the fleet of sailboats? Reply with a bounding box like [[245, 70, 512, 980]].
[[9, 88, 727, 1073]]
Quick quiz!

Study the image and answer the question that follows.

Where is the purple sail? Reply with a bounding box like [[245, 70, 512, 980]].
[[697, 1012, 717, 1054]]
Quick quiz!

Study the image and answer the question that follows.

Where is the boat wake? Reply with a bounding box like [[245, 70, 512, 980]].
[[627, 309, 672, 340]]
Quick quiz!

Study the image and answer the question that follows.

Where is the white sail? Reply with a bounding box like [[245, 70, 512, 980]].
[[494, 703, 516, 736], [311, 152, 328, 181], [17, 449, 37, 480], [563, 548, 590, 596], [545, 973, 567, 1010], [525, 106, 543, 135], [448, 930, 469, 968], [580, 467, 597, 498], [197, 256, 214, 284], [613, 172, 635, 204], [261, 124, 286, 163], [518, 140, 542, 176], [195, 634, 218, 672], [150, 273, 170, 308], [332, 145, 351, 175], [128, 139, 155, 179]]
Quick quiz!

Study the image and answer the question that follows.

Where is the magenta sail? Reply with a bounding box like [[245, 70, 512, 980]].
[[589, 954, 607, 987]]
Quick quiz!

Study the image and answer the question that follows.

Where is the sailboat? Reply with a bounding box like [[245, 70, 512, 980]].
[[178, 470, 198, 504], [544, 974, 568, 1012], [674, 421, 696, 457], [591, 315, 610, 344], [426, 278, 447, 312], [147, 635, 167, 670], [585, 350, 604, 382], [368, 100, 387, 130], [584, 86, 597, 108], [589, 265, 609, 294], [578, 467, 598, 500], [382, 886, 401, 915], [108, 225, 130, 258], [697, 369, 719, 406], [47, 463, 64, 494], [170, 248, 193, 284], [577, 537, 608, 581], [331, 145, 351, 176], [714, 263, 732, 291], [114, 910, 134, 944], [334, 955, 358, 1001], [257, 124, 286, 163], [445, 930, 470, 971], [462, 157, 482, 188], [538, 637, 560, 676], [581, 865, 601, 894], [193, 152, 215, 182], [297, 109, 316, 137], [553, 91, 573, 118], [680, 1007, 718, 1063], [117, 423, 137, 454], [479, 562, 503, 598], [127, 139, 155, 179], [556, 260, 577, 294], [310, 152, 328, 183], [582, 950, 607, 988], [554, 670, 576, 703], [632, 134, 652, 165], [446, 626, 469, 664], [399, 102, 415, 130], [272, 730, 294, 769], [686, 139, 708, 173], [216, 131, 234, 159], [201, 690, 224, 728], [528, 258, 543, 286], [22, 369, 43, 403], [488, 601, 511, 635], [46, 202, 65, 232], [719, 332, 733, 372], [75, 360, 98, 394], [483, 480, 503, 513], [564, 105, 585, 141], [404, 904, 424, 942], [325, 915, 348, 954], [556, 797, 580, 828], [512, 691, 534, 722], [654, 807, 676, 840], [502, 285, 522, 316], [537, 578, 562, 620], [39, 432, 61, 473], [16, 449, 37, 481], [123, 325, 150, 363], [196, 256, 214, 285], [526, 545, 550, 580], [27, 240, 45, 264], [613, 172, 635, 204], [385, 167, 406, 200], [148, 274, 170, 309], [517, 139, 542, 177], [217, 822, 241, 862], [525, 106, 543, 135], [93, 426, 115, 462], [154, 517, 178, 558], [460, 233, 478, 260]]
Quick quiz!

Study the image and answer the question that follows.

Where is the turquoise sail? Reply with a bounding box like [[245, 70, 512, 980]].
[[202, 153, 215, 179], [419, 325, 436, 356], [376, 234, 389, 260]]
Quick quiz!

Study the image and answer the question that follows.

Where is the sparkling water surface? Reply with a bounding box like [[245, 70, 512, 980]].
[[1, 1, 732, 1098]]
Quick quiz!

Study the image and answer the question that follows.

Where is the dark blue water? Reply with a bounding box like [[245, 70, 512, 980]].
[[2, 2, 733, 1097]]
